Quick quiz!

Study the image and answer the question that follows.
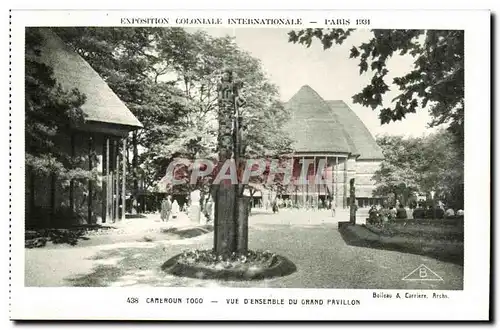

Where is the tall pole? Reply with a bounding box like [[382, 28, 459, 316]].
[[233, 80, 249, 254], [88, 135, 93, 224], [101, 137, 108, 223], [349, 178, 356, 224], [106, 137, 111, 222], [344, 157, 348, 208], [121, 138, 127, 221], [214, 69, 237, 256], [114, 139, 120, 221], [335, 156, 339, 208]]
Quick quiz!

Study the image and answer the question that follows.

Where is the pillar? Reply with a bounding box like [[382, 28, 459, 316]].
[[114, 139, 120, 221], [87, 135, 93, 224], [106, 137, 112, 222], [121, 138, 127, 221], [335, 157, 339, 208], [69, 134, 75, 214], [324, 156, 328, 200], [101, 137, 108, 223], [343, 157, 348, 208], [312, 156, 316, 208], [302, 156, 306, 208]]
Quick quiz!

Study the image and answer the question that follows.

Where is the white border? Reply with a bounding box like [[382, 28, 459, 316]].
[[9, 9, 490, 321]]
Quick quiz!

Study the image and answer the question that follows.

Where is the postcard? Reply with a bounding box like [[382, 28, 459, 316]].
[[9, 8, 490, 321]]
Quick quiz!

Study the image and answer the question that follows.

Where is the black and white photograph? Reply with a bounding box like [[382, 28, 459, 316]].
[[24, 25, 465, 289], [9, 8, 490, 321]]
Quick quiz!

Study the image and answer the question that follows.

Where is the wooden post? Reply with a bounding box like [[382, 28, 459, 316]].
[[114, 139, 120, 221], [335, 157, 339, 208], [88, 135, 93, 224], [106, 137, 112, 221], [302, 156, 306, 208], [343, 157, 348, 209], [121, 138, 127, 221], [101, 137, 108, 223], [236, 196, 250, 255], [350, 178, 356, 224], [111, 144, 115, 220], [214, 69, 237, 256], [324, 156, 327, 200], [69, 134, 75, 214], [312, 156, 316, 209]]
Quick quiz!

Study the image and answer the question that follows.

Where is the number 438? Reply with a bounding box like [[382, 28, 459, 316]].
[[127, 297, 139, 304]]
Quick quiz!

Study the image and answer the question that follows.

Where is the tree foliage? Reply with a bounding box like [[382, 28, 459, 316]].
[[288, 29, 464, 146], [373, 130, 463, 208], [25, 28, 96, 184], [55, 27, 291, 195]]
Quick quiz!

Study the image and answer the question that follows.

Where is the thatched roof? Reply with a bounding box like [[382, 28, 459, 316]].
[[36, 28, 143, 129], [326, 100, 384, 160], [284, 85, 383, 160], [284, 85, 352, 154]]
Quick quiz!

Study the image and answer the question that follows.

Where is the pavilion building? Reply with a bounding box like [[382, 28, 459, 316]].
[[279, 85, 385, 208]]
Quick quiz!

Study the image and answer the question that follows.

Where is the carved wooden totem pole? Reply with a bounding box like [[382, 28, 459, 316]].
[[214, 68, 248, 256]]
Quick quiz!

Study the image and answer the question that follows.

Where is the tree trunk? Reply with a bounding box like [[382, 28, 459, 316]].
[[50, 172, 56, 227]]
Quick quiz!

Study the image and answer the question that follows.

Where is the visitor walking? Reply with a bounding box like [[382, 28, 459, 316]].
[[331, 199, 336, 217], [272, 198, 279, 213], [204, 196, 214, 222], [368, 205, 378, 224], [160, 195, 172, 222], [379, 206, 389, 223], [171, 199, 180, 220]]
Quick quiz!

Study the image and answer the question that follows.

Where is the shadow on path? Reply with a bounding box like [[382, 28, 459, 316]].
[[25, 225, 117, 248], [65, 226, 214, 287], [339, 225, 464, 266]]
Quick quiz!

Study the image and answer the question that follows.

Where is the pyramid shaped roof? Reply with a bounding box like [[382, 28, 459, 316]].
[[284, 85, 352, 154]]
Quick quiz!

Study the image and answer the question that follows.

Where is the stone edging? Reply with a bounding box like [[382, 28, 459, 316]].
[[161, 253, 297, 281]]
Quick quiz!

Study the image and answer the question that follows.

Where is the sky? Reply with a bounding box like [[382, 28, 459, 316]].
[[188, 27, 440, 138]]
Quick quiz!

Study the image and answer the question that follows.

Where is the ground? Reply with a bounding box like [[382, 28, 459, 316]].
[[25, 208, 463, 289]]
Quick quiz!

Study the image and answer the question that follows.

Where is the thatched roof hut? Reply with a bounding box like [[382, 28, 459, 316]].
[[36, 28, 143, 131]]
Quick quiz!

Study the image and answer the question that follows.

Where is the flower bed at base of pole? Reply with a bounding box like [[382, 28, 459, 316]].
[[161, 249, 297, 281]]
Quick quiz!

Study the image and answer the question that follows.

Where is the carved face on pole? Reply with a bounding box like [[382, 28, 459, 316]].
[[221, 69, 233, 83]]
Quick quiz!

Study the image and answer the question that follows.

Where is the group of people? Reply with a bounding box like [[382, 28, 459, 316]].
[[159, 194, 215, 223], [368, 201, 464, 224], [269, 197, 337, 215]]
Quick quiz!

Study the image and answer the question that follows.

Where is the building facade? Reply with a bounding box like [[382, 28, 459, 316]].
[[281, 85, 385, 208], [25, 28, 143, 227]]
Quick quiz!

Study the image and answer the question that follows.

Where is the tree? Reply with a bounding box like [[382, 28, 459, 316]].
[[25, 28, 93, 225], [55, 27, 292, 220], [371, 135, 422, 205], [288, 29, 464, 147], [373, 130, 463, 208]]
